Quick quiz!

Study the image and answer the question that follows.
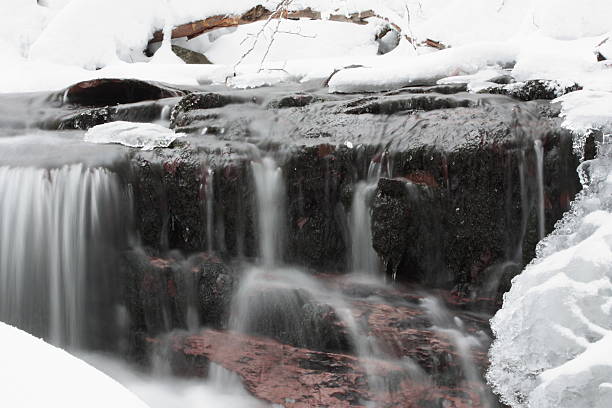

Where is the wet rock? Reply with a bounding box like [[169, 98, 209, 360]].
[[58, 78, 187, 107], [197, 256, 236, 329], [480, 79, 581, 101], [161, 329, 489, 407], [58, 106, 115, 130], [170, 93, 254, 128], [120, 250, 236, 337], [266, 94, 320, 109], [385, 83, 468, 95], [57, 101, 167, 130], [171, 45, 212, 64], [342, 94, 474, 114]]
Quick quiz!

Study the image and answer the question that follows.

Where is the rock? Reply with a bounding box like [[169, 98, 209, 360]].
[[113, 87, 580, 295], [170, 93, 252, 128], [341, 94, 474, 114], [120, 250, 236, 337], [57, 78, 188, 107], [171, 45, 212, 64], [160, 329, 489, 407], [197, 255, 236, 329], [480, 79, 581, 101]]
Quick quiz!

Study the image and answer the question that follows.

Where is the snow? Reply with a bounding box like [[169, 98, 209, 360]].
[[79, 354, 265, 408], [0, 322, 150, 408], [2, 0, 612, 94], [487, 136, 612, 407], [328, 42, 518, 92], [84, 122, 184, 150]]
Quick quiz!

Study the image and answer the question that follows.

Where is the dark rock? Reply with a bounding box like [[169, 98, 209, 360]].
[[197, 256, 236, 328], [342, 94, 474, 114], [170, 92, 254, 128], [171, 45, 212, 64], [58, 106, 115, 130], [480, 79, 582, 101], [58, 78, 187, 107]]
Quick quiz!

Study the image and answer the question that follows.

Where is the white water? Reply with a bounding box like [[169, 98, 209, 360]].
[[205, 167, 215, 253], [534, 139, 546, 240], [422, 296, 495, 407], [0, 164, 124, 347], [251, 157, 284, 267], [349, 158, 386, 276]]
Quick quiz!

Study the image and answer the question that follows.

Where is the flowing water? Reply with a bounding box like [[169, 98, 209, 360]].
[[0, 164, 126, 347]]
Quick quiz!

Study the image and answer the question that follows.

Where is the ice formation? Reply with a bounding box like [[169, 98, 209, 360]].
[[487, 136, 612, 407], [84, 121, 183, 150]]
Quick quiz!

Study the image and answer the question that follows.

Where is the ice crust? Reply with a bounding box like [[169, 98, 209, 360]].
[[84, 122, 183, 150]]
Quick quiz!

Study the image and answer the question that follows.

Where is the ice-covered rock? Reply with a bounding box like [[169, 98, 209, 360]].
[[84, 121, 183, 150], [487, 137, 612, 408]]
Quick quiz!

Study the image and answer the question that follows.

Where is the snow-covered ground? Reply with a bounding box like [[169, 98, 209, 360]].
[[0, 322, 150, 408], [2, 0, 612, 94]]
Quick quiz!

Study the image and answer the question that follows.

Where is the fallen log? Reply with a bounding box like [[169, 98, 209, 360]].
[[149, 5, 401, 44]]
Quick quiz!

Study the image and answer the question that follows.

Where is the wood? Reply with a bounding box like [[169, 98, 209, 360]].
[[149, 5, 401, 44]]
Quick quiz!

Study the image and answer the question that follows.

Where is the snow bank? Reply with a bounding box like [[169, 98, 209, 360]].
[[0, 322, 149, 408], [328, 42, 518, 93], [487, 127, 612, 407], [205, 19, 379, 65], [84, 122, 183, 150]]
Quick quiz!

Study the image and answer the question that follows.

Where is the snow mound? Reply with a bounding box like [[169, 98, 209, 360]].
[[84, 122, 183, 150], [487, 137, 612, 408], [0, 322, 149, 408], [328, 42, 518, 93]]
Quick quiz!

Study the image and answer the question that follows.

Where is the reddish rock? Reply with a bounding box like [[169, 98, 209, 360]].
[[163, 329, 488, 407]]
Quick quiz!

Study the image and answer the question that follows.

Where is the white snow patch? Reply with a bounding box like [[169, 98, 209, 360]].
[[328, 42, 518, 93], [0, 322, 150, 408], [84, 122, 184, 150]]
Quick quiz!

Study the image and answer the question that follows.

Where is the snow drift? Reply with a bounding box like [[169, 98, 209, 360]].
[[0, 322, 149, 408]]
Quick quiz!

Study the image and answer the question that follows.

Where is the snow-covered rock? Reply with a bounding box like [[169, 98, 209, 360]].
[[84, 121, 183, 150], [0, 322, 150, 408]]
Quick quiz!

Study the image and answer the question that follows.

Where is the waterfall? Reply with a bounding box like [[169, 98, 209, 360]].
[[251, 157, 284, 267], [534, 139, 545, 240], [422, 296, 495, 407], [0, 164, 126, 348], [350, 181, 378, 274], [349, 157, 385, 275], [205, 168, 215, 253]]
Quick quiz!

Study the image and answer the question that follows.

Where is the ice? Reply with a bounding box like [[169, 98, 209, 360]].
[[487, 137, 612, 408], [0, 322, 150, 408], [84, 121, 183, 150]]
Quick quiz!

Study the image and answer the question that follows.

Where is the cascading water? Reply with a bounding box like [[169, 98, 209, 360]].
[[205, 167, 215, 253], [229, 155, 430, 405], [422, 296, 496, 408], [349, 156, 386, 275], [534, 139, 546, 240], [251, 157, 285, 267], [0, 164, 127, 348]]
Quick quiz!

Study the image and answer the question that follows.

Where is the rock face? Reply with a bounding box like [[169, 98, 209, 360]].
[[116, 84, 579, 294]]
